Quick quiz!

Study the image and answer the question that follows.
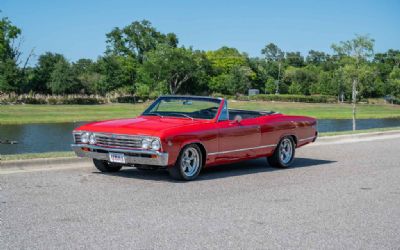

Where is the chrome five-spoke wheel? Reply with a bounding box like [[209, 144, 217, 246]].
[[279, 138, 293, 164], [168, 144, 203, 181], [181, 147, 200, 177], [267, 136, 295, 168]]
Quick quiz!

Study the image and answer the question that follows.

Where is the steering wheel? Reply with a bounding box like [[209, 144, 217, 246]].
[[198, 107, 216, 118]]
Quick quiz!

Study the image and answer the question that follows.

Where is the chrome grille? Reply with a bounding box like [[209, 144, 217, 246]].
[[95, 133, 142, 149], [74, 134, 82, 143]]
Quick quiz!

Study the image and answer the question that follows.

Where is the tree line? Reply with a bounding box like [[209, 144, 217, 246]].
[[1, 15, 400, 101]]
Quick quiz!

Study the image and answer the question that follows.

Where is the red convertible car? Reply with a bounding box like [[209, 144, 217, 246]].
[[72, 96, 317, 180]]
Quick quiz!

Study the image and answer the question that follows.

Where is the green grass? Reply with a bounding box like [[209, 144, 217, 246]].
[[0, 151, 75, 161], [1, 101, 400, 124]]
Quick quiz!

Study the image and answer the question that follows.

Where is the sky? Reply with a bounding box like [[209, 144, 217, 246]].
[[2, 0, 400, 64]]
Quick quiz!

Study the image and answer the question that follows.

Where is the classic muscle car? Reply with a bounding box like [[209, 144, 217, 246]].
[[72, 96, 318, 180]]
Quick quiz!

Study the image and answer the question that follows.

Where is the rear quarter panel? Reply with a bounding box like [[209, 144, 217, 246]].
[[258, 114, 317, 156]]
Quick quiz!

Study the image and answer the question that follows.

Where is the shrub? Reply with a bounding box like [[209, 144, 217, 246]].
[[110, 96, 137, 103], [0, 93, 107, 105]]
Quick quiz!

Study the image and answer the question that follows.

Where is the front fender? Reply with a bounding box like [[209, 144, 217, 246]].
[[165, 136, 207, 167]]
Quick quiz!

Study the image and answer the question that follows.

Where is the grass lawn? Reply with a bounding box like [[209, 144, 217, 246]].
[[1, 101, 400, 124]]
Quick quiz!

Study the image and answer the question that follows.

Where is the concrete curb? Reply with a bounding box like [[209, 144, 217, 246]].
[[317, 130, 400, 143], [0, 157, 90, 169], [1, 130, 399, 169]]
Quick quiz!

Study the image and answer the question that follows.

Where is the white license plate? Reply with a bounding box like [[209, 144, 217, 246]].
[[109, 153, 125, 163]]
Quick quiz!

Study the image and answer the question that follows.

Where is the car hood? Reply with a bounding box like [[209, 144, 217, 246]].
[[75, 116, 209, 137]]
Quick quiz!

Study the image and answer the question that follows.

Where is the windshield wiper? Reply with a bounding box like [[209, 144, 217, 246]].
[[169, 113, 194, 120]]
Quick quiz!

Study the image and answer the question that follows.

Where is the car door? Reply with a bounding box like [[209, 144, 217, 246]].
[[213, 102, 261, 162]]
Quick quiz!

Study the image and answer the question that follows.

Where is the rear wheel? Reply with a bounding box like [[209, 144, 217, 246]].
[[93, 159, 122, 172], [267, 136, 295, 168], [168, 144, 203, 181]]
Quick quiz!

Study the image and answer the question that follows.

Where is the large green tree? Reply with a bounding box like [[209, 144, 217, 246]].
[[206, 46, 254, 95], [95, 55, 137, 95], [206, 46, 249, 73], [30, 52, 65, 93], [0, 16, 24, 93], [106, 20, 178, 63], [261, 43, 284, 62], [283, 66, 319, 95], [261, 43, 285, 94], [48, 57, 81, 94], [386, 67, 400, 98], [139, 45, 206, 94]]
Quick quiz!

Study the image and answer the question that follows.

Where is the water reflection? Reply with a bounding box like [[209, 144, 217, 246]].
[[0, 122, 85, 154]]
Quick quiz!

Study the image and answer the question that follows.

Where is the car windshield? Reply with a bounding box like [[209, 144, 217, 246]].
[[142, 96, 221, 120]]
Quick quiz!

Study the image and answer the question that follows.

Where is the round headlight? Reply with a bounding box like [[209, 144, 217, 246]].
[[141, 138, 151, 149], [151, 140, 161, 150], [81, 132, 90, 144], [89, 133, 96, 144]]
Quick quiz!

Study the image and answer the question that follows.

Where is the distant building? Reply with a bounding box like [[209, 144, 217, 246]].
[[248, 89, 259, 96]]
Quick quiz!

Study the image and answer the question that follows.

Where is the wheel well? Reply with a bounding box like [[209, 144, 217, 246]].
[[194, 143, 207, 167], [289, 135, 298, 146]]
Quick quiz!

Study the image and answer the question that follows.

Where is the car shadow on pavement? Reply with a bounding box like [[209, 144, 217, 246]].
[[198, 157, 336, 181], [99, 157, 336, 182]]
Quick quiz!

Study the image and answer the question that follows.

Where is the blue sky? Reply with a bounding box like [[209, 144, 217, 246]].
[[2, 0, 400, 64]]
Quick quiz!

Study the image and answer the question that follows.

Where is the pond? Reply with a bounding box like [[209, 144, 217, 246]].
[[1, 118, 400, 155]]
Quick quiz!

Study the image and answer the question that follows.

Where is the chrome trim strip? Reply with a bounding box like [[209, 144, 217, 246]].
[[71, 144, 162, 155], [208, 144, 277, 156], [71, 144, 168, 166], [299, 136, 316, 142]]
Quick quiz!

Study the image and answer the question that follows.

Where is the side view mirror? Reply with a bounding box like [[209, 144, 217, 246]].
[[233, 115, 242, 123]]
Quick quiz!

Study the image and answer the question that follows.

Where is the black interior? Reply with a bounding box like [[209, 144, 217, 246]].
[[228, 109, 275, 120], [144, 107, 275, 120]]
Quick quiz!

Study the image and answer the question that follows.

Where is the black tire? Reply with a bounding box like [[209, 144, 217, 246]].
[[168, 144, 203, 181], [93, 159, 122, 172], [267, 136, 295, 168]]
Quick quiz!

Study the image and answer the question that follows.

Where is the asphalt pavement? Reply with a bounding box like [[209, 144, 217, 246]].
[[1, 136, 400, 249]]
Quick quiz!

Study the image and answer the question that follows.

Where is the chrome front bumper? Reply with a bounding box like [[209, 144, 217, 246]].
[[71, 144, 169, 166]]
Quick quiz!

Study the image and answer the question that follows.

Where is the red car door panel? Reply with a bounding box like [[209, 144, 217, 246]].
[[214, 119, 261, 162]]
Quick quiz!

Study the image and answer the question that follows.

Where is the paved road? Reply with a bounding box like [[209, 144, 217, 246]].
[[1, 137, 400, 249]]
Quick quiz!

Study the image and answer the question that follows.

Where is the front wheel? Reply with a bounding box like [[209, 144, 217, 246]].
[[168, 144, 203, 181], [267, 136, 295, 168], [93, 159, 122, 172]]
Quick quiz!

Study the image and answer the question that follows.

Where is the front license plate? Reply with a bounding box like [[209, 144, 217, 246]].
[[109, 153, 125, 163]]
